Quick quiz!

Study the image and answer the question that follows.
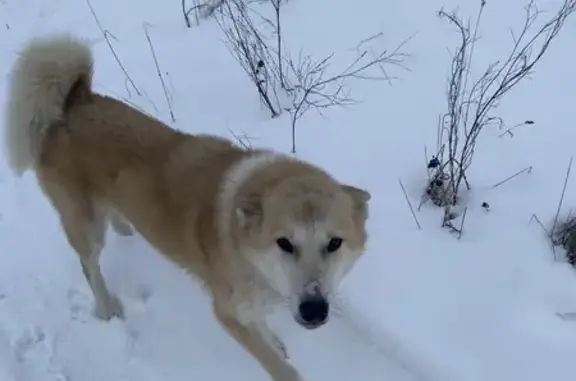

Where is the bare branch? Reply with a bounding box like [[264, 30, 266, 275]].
[[212, 0, 409, 153], [551, 156, 573, 247], [143, 24, 176, 122], [425, 0, 576, 221], [285, 34, 411, 152], [269, 0, 286, 89], [498, 119, 535, 138], [214, 0, 282, 118], [491, 166, 532, 188], [529, 213, 550, 235], [398, 178, 422, 230], [458, 207, 468, 239], [86, 0, 140, 96], [228, 128, 255, 149], [183, 0, 227, 27], [182, 0, 193, 27]]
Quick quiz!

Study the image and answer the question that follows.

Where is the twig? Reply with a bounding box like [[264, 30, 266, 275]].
[[491, 166, 533, 188], [354, 32, 385, 51], [556, 312, 576, 321], [182, 0, 193, 27], [270, 0, 286, 89], [214, 0, 281, 118], [528, 213, 556, 256], [398, 179, 422, 230], [183, 0, 224, 26], [228, 127, 254, 149], [528, 213, 550, 235], [498, 120, 535, 138], [143, 24, 176, 123], [86, 0, 140, 96], [551, 156, 573, 239], [286, 34, 410, 152], [458, 207, 468, 239]]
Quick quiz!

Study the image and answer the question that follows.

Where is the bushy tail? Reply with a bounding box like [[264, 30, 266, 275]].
[[3, 34, 94, 176]]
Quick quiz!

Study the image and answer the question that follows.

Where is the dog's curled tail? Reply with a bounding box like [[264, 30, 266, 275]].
[[3, 34, 94, 176]]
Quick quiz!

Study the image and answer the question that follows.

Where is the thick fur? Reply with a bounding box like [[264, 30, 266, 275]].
[[3, 34, 371, 381], [4, 35, 93, 175]]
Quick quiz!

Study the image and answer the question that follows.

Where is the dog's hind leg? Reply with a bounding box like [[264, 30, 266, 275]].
[[39, 179, 124, 320]]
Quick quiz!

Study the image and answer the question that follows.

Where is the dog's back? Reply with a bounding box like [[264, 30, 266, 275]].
[[2, 35, 245, 318], [3, 34, 243, 259]]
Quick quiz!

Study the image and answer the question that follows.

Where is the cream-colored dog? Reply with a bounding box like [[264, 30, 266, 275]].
[[3, 34, 371, 381]]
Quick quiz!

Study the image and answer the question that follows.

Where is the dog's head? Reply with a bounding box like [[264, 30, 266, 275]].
[[235, 170, 370, 329]]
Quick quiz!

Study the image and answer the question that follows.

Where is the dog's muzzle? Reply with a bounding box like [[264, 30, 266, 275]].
[[296, 295, 329, 329]]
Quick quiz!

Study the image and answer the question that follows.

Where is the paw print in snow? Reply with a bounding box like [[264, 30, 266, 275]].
[[12, 325, 46, 363], [66, 288, 92, 322], [135, 284, 152, 303]]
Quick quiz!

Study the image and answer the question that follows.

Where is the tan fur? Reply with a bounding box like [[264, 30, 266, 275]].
[[3, 35, 371, 381]]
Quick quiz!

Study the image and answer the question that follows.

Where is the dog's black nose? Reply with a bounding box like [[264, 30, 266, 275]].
[[298, 297, 329, 328]]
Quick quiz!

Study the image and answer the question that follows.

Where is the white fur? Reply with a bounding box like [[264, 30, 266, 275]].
[[218, 152, 360, 324], [218, 151, 292, 322], [3, 34, 93, 176], [253, 247, 292, 296], [293, 223, 359, 298], [293, 221, 360, 293], [233, 280, 278, 325], [326, 246, 360, 291], [254, 220, 358, 319], [218, 150, 289, 237], [234, 222, 320, 299]]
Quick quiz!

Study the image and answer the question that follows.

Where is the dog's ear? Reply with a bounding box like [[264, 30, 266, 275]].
[[342, 184, 371, 203], [236, 194, 263, 228], [341, 184, 370, 219]]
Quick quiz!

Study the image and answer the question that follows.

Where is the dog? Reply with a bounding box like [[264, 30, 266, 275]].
[[3, 34, 371, 381]]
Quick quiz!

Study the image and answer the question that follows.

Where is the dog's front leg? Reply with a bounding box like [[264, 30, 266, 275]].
[[256, 321, 289, 360], [214, 307, 303, 381]]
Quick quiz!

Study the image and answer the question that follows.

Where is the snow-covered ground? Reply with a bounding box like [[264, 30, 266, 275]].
[[2, 0, 576, 380]]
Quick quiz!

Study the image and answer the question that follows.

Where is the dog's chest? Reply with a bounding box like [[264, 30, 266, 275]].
[[233, 282, 281, 325]]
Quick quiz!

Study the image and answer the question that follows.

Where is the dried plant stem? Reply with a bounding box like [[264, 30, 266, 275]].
[[458, 207, 467, 239], [491, 166, 533, 188], [143, 25, 176, 122], [86, 0, 141, 96], [551, 156, 573, 239], [398, 179, 422, 230], [426, 0, 576, 217]]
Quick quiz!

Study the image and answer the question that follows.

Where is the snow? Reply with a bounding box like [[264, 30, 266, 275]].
[[1, 0, 576, 380]]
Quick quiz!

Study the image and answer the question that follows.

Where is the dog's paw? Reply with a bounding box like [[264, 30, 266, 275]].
[[277, 364, 304, 381], [93, 295, 125, 321]]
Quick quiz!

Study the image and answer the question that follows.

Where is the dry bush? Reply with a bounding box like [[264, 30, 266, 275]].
[[552, 214, 576, 266], [214, 0, 283, 117], [213, 0, 410, 152], [283, 37, 409, 152], [421, 0, 576, 230]]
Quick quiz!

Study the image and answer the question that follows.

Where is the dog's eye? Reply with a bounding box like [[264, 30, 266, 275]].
[[326, 237, 343, 253], [276, 237, 295, 254]]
